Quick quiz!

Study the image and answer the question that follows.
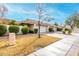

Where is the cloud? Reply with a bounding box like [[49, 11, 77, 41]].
[[46, 8, 68, 19], [44, 8, 69, 24], [4, 4, 38, 16], [1, 3, 69, 24], [3, 4, 67, 17]]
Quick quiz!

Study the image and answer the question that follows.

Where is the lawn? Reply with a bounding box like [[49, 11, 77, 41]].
[[0, 34, 60, 56]]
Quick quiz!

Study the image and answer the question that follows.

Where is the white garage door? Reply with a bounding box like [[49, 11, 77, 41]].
[[33, 25, 48, 33], [40, 26, 47, 33]]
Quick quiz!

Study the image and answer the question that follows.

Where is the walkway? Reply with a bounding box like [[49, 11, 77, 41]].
[[28, 32, 79, 56]]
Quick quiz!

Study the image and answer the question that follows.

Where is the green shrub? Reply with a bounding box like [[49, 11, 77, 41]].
[[34, 28, 38, 33], [9, 25, 19, 34], [29, 30, 34, 33], [63, 28, 72, 34], [57, 27, 62, 31], [63, 30, 65, 34], [21, 27, 29, 34], [9, 20, 17, 25], [0, 25, 7, 36], [66, 29, 72, 34], [48, 28, 54, 32]]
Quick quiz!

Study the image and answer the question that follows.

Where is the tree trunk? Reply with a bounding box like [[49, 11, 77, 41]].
[[38, 21, 41, 38]]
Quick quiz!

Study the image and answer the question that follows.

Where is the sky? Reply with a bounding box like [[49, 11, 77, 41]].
[[1, 3, 79, 24]]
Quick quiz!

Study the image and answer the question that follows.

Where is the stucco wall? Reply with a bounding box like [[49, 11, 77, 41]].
[[33, 24, 49, 33]]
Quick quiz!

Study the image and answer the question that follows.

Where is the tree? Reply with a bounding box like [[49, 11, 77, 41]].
[[0, 5, 8, 18], [54, 22, 58, 26], [9, 20, 17, 25], [36, 3, 54, 38], [65, 12, 79, 29], [65, 18, 74, 29]]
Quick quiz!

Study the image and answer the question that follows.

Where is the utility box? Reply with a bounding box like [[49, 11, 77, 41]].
[[9, 33, 16, 45]]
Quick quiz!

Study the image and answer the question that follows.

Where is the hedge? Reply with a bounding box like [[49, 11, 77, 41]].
[[29, 30, 34, 33], [9, 25, 19, 34], [57, 27, 62, 31], [21, 27, 29, 34], [48, 28, 54, 32], [0, 25, 7, 36], [63, 28, 72, 34], [34, 28, 38, 33]]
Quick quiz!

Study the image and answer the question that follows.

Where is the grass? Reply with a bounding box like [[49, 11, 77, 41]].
[[0, 34, 60, 56]]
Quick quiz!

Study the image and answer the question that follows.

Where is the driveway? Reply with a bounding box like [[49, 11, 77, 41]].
[[46, 32, 71, 38], [28, 32, 79, 56]]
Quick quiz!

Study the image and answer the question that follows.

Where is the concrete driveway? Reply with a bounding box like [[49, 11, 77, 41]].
[[28, 32, 79, 56]]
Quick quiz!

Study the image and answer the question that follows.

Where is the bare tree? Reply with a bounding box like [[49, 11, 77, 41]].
[[23, 3, 54, 38], [0, 5, 8, 18], [36, 3, 54, 38], [65, 12, 79, 29], [36, 4, 42, 38]]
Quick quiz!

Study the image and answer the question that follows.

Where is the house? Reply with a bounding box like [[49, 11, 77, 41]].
[[0, 18, 10, 24], [19, 19, 51, 33]]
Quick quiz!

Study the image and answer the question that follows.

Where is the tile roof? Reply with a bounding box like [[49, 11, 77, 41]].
[[20, 19, 51, 26]]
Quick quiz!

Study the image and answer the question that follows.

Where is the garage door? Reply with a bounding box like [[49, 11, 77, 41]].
[[33, 26, 48, 33], [40, 26, 47, 33]]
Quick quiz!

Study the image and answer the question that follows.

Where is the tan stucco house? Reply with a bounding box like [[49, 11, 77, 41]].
[[19, 19, 51, 33]]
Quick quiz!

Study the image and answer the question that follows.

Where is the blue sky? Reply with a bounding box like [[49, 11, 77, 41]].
[[1, 3, 79, 24]]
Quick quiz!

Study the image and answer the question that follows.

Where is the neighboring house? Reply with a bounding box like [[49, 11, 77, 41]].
[[19, 19, 51, 33], [0, 18, 10, 24]]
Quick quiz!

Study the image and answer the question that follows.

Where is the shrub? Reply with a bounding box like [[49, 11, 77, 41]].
[[9, 25, 19, 34], [63, 30, 65, 34], [57, 27, 62, 31], [21, 27, 29, 34], [63, 28, 72, 34], [66, 29, 72, 34], [48, 28, 54, 32], [9, 20, 17, 25], [34, 28, 38, 33], [29, 30, 34, 33], [0, 25, 7, 36]]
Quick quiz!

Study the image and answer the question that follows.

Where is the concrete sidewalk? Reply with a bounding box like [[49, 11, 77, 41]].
[[28, 33, 79, 56]]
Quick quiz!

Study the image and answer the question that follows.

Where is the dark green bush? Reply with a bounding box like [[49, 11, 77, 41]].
[[9, 25, 19, 34], [0, 25, 7, 36], [21, 27, 29, 34], [29, 30, 34, 33], [34, 28, 38, 33], [48, 28, 54, 32], [57, 27, 62, 31]]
